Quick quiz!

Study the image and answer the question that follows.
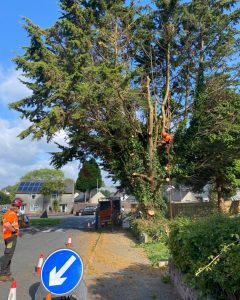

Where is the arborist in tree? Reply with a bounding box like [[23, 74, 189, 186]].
[[158, 131, 174, 156]]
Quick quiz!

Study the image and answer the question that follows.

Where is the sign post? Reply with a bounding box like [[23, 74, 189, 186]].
[[41, 248, 84, 296]]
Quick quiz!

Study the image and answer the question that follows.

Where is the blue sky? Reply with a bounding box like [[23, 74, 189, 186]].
[[0, 0, 238, 188], [0, 0, 115, 188], [0, 0, 149, 188]]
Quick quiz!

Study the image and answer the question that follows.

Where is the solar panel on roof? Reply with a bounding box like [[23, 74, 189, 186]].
[[16, 181, 44, 193]]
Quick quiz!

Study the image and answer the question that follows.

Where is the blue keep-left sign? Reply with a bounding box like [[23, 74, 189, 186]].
[[41, 248, 84, 295]]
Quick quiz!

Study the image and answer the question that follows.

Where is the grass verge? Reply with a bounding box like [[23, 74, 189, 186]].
[[29, 218, 62, 226], [141, 242, 170, 266]]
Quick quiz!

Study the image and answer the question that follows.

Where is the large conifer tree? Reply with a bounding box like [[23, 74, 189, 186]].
[[9, 0, 239, 213], [173, 0, 240, 212]]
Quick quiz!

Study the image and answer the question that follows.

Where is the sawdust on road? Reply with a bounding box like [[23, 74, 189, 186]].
[[71, 229, 181, 300]]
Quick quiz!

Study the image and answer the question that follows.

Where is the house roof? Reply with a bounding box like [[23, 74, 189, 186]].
[[166, 189, 199, 203], [74, 190, 105, 202], [16, 181, 44, 193], [15, 179, 74, 194], [181, 191, 199, 203]]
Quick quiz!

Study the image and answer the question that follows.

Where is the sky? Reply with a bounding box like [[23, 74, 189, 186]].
[[0, 1, 238, 189], [0, 0, 127, 189]]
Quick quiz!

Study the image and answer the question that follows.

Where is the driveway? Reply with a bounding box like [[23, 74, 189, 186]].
[[0, 216, 181, 300]]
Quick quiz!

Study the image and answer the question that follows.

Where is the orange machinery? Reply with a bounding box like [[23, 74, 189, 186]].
[[97, 197, 121, 227]]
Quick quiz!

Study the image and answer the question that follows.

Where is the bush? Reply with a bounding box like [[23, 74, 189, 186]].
[[168, 214, 240, 299], [0, 191, 10, 205], [131, 217, 169, 243]]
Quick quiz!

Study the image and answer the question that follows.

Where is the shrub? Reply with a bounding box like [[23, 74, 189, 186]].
[[168, 214, 240, 299], [131, 217, 169, 243]]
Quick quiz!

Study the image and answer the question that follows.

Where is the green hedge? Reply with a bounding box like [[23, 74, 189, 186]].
[[131, 217, 169, 243], [168, 214, 240, 299]]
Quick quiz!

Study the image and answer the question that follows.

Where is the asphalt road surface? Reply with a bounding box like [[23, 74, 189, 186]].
[[0, 215, 94, 300], [0, 215, 181, 300]]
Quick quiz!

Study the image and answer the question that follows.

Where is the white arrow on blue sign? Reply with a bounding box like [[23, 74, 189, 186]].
[[41, 248, 84, 295]]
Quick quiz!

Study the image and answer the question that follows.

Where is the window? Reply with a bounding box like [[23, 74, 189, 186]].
[[31, 194, 36, 200], [51, 192, 58, 200], [30, 204, 39, 212]]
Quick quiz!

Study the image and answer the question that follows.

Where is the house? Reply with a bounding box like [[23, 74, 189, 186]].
[[74, 190, 105, 204], [109, 190, 139, 212], [231, 188, 240, 201], [73, 189, 105, 214], [15, 179, 75, 214], [179, 191, 199, 203], [165, 187, 200, 203]]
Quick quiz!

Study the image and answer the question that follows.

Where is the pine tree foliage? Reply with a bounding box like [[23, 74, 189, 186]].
[[174, 76, 240, 211], [9, 0, 239, 212], [173, 0, 239, 212], [75, 158, 102, 192]]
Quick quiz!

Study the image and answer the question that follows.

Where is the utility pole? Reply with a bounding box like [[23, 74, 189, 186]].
[[97, 179, 98, 193]]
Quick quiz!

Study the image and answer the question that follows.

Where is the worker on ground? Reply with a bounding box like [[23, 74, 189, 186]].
[[0, 198, 22, 282]]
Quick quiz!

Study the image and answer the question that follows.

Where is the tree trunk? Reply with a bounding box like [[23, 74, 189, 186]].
[[146, 76, 155, 192], [216, 181, 226, 213], [161, 41, 171, 131]]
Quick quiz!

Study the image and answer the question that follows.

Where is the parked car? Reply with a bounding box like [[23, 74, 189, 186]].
[[0, 207, 8, 214], [76, 206, 96, 216]]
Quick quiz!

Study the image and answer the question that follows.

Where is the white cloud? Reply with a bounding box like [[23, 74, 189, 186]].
[[0, 117, 79, 188], [0, 67, 31, 104], [0, 66, 115, 189], [0, 116, 114, 189]]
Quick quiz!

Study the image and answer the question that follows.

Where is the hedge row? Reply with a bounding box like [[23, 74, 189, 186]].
[[131, 217, 169, 243], [168, 214, 240, 299]]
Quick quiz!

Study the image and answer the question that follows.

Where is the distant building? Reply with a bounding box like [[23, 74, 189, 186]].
[[74, 189, 105, 204], [165, 186, 200, 203], [15, 179, 75, 214], [231, 188, 240, 201]]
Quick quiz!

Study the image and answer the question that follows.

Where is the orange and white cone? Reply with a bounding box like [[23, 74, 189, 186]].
[[66, 236, 72, 247], [8, 280, 16, 300], [46, 292, 52, 300], [36, 254, 44, 274]]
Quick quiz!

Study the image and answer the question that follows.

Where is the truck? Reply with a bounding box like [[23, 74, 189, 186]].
[[96, 197, 121, 228]]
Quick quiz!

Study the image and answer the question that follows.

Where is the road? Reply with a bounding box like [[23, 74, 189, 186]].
[[0, 215, 94, 300], [0, 215, 181, 300]]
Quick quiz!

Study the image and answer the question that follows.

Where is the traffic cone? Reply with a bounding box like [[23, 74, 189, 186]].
[[36, 254, 44, 274], [66, 236, 72, 247], [46, 292, 52, 300], [8, 280, 16, 300]]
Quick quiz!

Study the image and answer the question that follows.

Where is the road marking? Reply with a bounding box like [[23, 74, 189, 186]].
[[42, 229, 52, 232]]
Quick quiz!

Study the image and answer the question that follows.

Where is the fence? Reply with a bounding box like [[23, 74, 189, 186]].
[[169, 200, 240, 218], [170, 202, 215, 218]]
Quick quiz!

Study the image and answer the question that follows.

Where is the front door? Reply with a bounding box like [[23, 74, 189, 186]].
[[60, 204, 67, 213], [20, 204, 26, 214]]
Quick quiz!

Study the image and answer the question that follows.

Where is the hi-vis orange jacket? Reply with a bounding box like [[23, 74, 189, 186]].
[[2, 210, 19, 240], [162, 132, 173, 143]]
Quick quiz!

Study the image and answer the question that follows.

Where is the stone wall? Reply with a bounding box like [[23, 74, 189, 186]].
[[168, 260, 215, 300]]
